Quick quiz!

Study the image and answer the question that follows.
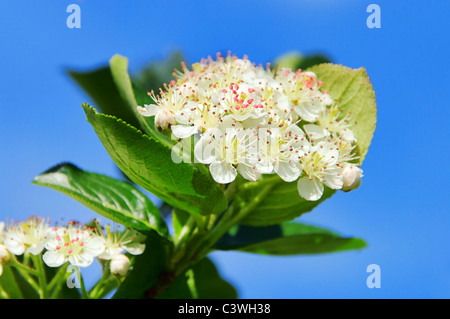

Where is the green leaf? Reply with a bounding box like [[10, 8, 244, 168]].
[[32, 163, 168, 236], [156, 258, 237, 299], [172, 208, 190, 238], [83, 104, 227, 216], [239, 177, 336, 226], [113, 232, 171, 299], [133, 51, 184, 92], [274, 51, 332, 71], [68, 66, 141, 129], [109, 54, 139, 115], [306, 63, 377, 163], [69, 54, 173, 149], [0, 265, 24, 299], [109, 54, 175, 148], [215, 222, 366, 255]]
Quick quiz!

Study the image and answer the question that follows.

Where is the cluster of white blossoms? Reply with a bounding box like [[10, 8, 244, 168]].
[[0, 216, 146, 277], [138, 53, 363, 201]]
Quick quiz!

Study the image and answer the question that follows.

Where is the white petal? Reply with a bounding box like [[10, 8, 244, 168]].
[[209, 162, 237, 184], [293, 92, 322, 122], [45, 238, 58, 250], [294, 103, 319, 122], [342, 165, 363, 192], [175, 106, 199, 125], [220, 115, 243, 131], [274, 93, 290, 112], [124, 242, 145, 255], [321, 93, 333, 106], [110, 254, 130, 277], [69, 253, 94, 268], [137, 104, 159, 117], [26, 242, 44, 255], [98, 246, 123, 260], [315, 142, 339, 166], [303, 124, 330, 142], [323, 167, 344, 189], [238, 164, 261, 182], [171, 125, 199, 139], [230, 113, 253, 122], [341, 128, 356, 143], [274, 161, 301, 182], [4, 239, 25, 256], [255, 161, 274, 174], [242, 114, 268, 129], [0, 264, 3, 276], [194, 133, 218, 164], [297, 177, 324, 201], [84, 237, 105, 257], [43, 251, 66, 267]]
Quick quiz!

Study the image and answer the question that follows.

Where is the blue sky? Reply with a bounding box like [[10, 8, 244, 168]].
[[0, 0, 449, 298]]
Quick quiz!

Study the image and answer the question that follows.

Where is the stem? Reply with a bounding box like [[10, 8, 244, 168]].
[[89, 261, 112, 299], [32, 254, 48, 299], [47, 263, 69, 295], [186, 269, 199, 299], [196, 184, 276, 261], [12, 262, 42, 297], [175, 216, 197, 246], [0, 286, 10, 299], [76, 267, 89, 299], [49, 265, 71, 299], [197, 163, 211, 178], [224, 180, 238, 201], [90, 277, 119, 299], [23, 253, 30, 269], [10, 256, 39, 276], [240, 175, 281, 190]]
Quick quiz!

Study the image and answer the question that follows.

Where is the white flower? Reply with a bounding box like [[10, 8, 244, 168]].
[[195, 124, 259, 184], [137, 104, 159, 117], [43, 223, 105, 268], [336, 139, 359, 164], [316, 105, 356, 143], [97, 225, 146, 260], [109, 254, 131, 277], [341, 164, 363, 192], [154, 109, 176, 131], [137, 88, 189, 130], [257, 124, 309, 182], [291, 90, 324, 122], [4, 216, 50, 256], [214, 83, 264, 122], [171, 102, 222, 138], [137, 53, 365, 198], [276, 68, 325, 122], [303, 123, 331, 143], [0, 243, 10, 277], [0, 245, 9, 263], [297, 142, 343, 201]]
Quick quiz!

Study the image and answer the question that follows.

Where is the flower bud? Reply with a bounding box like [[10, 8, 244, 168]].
[[0, 245, 10, 263], [155, 110, 176, 131], [341, 164, 363, 192], [110, 254, 130, 277]]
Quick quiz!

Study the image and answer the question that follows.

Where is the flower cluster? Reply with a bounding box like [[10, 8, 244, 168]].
[[138, 53, 363, 201], [0, 216, 146, 277]]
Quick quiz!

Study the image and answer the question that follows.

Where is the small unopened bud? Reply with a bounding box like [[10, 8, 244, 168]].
[[0, 245, 10, 263], [155, 110, 176, 131], [341, 164, 363, 192], [110, 254, 130, 278]]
